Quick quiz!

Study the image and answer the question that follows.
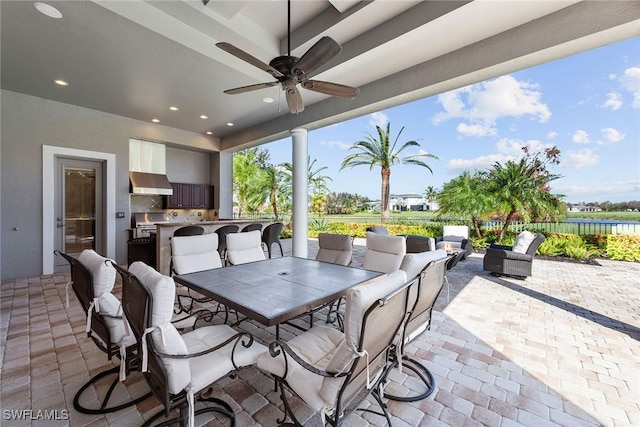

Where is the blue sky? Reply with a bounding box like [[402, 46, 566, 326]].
[[261, 37, 640, 203]]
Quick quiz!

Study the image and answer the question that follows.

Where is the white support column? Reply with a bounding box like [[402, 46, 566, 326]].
[[216, 151, 234, 219], [291, 128, 308, 258]]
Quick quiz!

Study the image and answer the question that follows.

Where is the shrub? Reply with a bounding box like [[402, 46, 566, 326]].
[[606, 235, 640, 262]]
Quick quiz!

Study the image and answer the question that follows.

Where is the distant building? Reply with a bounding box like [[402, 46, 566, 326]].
[[568, 205, 602, 212], [389, 193, 439, 212]]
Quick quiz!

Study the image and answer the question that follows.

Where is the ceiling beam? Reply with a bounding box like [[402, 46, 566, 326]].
[[219, 0, 640, 151]]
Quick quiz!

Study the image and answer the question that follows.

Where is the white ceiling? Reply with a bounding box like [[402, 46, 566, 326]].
[[2, 0, 638, 152]]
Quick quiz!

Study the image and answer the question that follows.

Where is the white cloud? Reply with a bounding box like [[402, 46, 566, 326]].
[[546, 131, 558, 139], [433, 75, 551, 127], [562, 149, 599, 169], [496, 138, 551, 156], [621, 66, 640, 108], [456, 122, 497, 137], [600, 127, 626, 144], [369, 111, 388, 128], [320, 140, 351, 150], [556, 179, 640, 201], [446, 138, 552, 174], [572, 130, 590, 144], [602, 92, 623, 110], [447, 154, 514, 174]]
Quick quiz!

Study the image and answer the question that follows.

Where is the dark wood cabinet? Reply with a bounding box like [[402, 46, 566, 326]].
[[192, 184, 214, 208], [164, 183, 214, 209]]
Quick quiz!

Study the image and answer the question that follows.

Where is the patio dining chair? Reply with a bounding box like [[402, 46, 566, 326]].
[[315, 232, 354, 326], [362, 231, 406, 273], [261, 222, 284, 258], [315, 232, 353, 266], [171, 233, 222, 317], [256, 270, 413, 426], [241, 222, 263, 233], [55, 249, 151, 414], [226, 230, 266, 265], [214, 224, 240, 262], [386, 253, 449, 401], [118, 261, 266, 427]]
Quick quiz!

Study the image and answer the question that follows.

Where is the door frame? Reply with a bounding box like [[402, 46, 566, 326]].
[[43, 145, 116, 274]]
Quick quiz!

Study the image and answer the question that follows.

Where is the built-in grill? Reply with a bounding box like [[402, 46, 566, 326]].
[[128, 212, 168, 268], [133, 212, 168, 239]]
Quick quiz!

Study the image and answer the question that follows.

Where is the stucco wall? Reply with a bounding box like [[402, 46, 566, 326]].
[[1, 90, 220, 280]]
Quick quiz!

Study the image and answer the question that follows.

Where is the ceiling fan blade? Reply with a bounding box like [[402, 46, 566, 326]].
[[285, 87, 304, 114], [292, 36, 342, 79], [301, 80, 360, 99], [216, 42, 284, 78], [223, 81, 279, 95]]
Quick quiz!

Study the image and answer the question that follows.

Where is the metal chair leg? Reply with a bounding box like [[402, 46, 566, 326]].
[[73, 366, 152, 415], [383, 355, 436, 402]]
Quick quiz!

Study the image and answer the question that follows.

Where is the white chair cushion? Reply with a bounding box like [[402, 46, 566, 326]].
[[226, 230, 265, 265], [362, 232, 406, 273], [79, 249, 116, 297], [184, 324, 267, 393], [317, 270, 408, 405], [128, 262, 175, 326], [98, 292, 134, 346], [172, 234, 222, 274], [343, 270, 407, 351], [316, 234, 353, 266], [257, 325, 343, 411], [513, 231, 535, 254], [442, 225, 469, 239], [149, 323, 190, 395], [400, 249, 448, 280]]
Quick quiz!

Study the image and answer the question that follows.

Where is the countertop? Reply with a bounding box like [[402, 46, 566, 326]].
[[154, 219, 266, 227]]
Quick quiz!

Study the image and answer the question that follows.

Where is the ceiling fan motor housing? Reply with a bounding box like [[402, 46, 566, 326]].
[[269, 56, 300, 78]]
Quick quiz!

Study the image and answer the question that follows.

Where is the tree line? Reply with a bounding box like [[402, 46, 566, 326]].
[[234, 122, 566, 243]]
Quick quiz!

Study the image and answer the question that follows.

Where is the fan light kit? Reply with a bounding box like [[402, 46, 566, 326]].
[[215, 0, 359, 114], [34, 2, 62, 19]]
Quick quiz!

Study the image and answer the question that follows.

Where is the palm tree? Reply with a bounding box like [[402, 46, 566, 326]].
[[423, 185, 438, 210], [233, 148, 271, 217], [281, 157, 332, 196], [340, 123, 438, 220], [436, 171, 493, 238], [488, 157, 564, 241]]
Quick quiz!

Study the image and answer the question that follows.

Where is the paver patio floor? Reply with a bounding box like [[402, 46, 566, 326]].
[[1, 238, 638, 426]]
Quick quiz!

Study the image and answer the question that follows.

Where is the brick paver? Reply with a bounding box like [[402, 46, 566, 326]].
[[1, 238, 638, 426]]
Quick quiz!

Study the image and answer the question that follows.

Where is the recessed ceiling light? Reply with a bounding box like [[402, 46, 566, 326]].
[[226, 122, 234, 127], [200, 115, 208, 119], [34, 2, 62, 18], [151, 118, 160, 123], [54, 79, 68, 86], [263, 97, 274, 103], [169, 106, 179, 111], [206, 131, 213, 135]]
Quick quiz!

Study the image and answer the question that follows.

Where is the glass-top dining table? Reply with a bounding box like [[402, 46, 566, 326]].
[[173, 256, 383, 337]]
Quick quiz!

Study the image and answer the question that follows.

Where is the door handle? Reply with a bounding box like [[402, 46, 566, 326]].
[[57, 223, 65, 228]]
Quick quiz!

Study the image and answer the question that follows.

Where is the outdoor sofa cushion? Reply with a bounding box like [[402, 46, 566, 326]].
[[512, 231, 536, 253]]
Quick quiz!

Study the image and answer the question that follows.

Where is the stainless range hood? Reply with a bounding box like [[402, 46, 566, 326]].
[[129, 139, 173, 195], [129, 171, 173, 195]]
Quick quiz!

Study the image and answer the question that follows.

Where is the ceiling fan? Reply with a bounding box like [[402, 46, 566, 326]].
[[215, 0, 359, 114]]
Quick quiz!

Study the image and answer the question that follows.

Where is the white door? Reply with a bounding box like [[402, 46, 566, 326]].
[[54, 157, 105, 271]]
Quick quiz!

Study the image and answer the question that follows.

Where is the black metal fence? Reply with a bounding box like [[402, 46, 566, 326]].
[[232, 212, 640, 236]]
